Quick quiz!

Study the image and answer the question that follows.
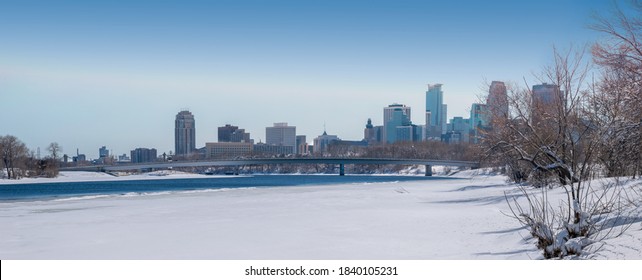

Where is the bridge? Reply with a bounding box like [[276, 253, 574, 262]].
[[61, 158, 480, 176]]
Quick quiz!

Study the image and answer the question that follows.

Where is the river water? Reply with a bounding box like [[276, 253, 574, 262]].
[[0, 175, 460, 202]]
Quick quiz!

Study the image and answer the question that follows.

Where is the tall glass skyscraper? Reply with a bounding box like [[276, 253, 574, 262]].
[[383, 104, 411, 143], [425, 84, 446, 139], [175, 110, 196, 156]]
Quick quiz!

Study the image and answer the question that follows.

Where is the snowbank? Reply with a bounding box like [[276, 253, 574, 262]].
[[0, 171, 220, 185]]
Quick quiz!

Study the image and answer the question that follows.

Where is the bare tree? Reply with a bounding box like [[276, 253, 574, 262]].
[[0, 135, 29, 179], [47, 142, 62, 162], [483, 47, 591, 187], [481, 46, 624, 258], [591, 0, 642, 178], [39, 142, 63, 178]]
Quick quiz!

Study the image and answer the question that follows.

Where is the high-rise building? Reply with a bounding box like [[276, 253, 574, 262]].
[[296, 135, 308, 154], [470, 103, 489, 130], [131, 148, 157, 163], [532, 83, 561, 107], [532, 83, 562, 123], [175, 110, 196, 156], [446, 116, 471, 143], [470, 103, 489, 144], [218, 124, 252, 143], [218, 124, 238, 142], [487, 81, 509, 121], [426, 84, 445, 139], [230, 129, 252, 143], [266, 122, 296, 153], [383, 104, 411, 143], [99, 146, 109, 158]]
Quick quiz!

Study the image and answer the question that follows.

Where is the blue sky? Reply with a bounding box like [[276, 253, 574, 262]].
[[1, 0, 613, 158]]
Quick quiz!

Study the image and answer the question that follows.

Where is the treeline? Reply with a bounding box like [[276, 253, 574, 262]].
[[0, 135, 61, 179]]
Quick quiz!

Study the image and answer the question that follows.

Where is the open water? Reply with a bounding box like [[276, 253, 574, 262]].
[[0, 175, 459, 202]]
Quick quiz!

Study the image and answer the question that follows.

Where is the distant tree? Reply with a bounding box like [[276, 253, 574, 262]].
[[0, 135, 29, 179], [39, 142, 63, 178], [47, 142, 62, 162]]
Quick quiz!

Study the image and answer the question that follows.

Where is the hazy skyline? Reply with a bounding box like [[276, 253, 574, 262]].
[[1, 0, 611, 158]]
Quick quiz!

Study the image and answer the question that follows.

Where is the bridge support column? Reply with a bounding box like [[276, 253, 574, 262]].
[[425, 165, 433, 176], [339, 163, 345, 176]]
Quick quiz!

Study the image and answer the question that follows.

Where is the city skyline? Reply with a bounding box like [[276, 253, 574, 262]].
[[1, 0, 610, 158]]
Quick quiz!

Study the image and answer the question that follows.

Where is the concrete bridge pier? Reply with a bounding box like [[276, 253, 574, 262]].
[[339, 163, 345, 176], [425, 165, 433, 176]]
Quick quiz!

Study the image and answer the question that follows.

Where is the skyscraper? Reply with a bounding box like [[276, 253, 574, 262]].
[[532, 83, 562, 124], [218, 124, 252, 143], [532, 83, 561, 107], [99, 146, 109, 158], [266, 122, 296, 153], [426, 84, 445, 139], [296, 135, 308, 154], [470, 103, 489, 130], [175, 110, 196, 156], [487, 81, 509, 121], [383, 104, 411, 143], [218, 124, 238, 142], [131, 148, 157, 163]]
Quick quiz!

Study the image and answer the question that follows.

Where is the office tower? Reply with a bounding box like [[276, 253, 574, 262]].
[[99, 146, 109, 158], [470, 103, 489, 130], [230, 129, 251, 143], [266, 122, 296, 153], [131, 148, 157, 163], [445, 116, 471, 143], [441, 104, 448, 134], [470, 103, 489, 143], [532, 83, 561, 107], [296, 135, 308, 154], [383, 104, 411, 143], [218, 124, 238, 142], [532, 83, 562, 123], [426, 84, 445, 139], [487, 81, 509, 120], [385, 106, 412, 144], [218, 124, 252, 143], [175, 110, 196, 156]]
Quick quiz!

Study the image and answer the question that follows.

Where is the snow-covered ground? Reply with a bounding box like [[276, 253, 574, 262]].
[[0, 170, 217, 185], [0, 171, 640, 259]]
